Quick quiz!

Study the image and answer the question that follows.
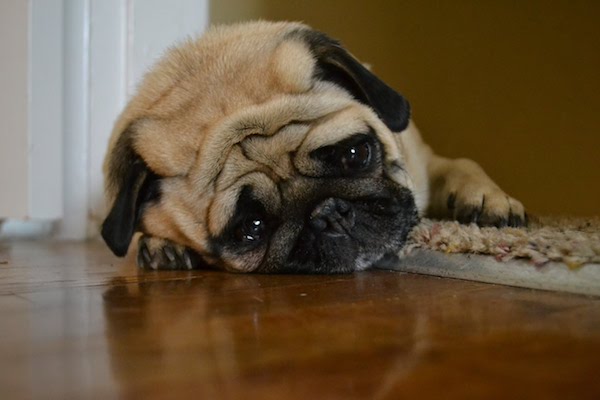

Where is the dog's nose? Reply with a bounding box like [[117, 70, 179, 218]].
[[309, 198, 355, 236]]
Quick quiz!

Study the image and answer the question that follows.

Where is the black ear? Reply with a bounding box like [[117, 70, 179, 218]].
[[101, 157, 160, 257], [298, 30, 411, 132]]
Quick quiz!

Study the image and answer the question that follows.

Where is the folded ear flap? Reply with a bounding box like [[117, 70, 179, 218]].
[[302, 30, 411, 133], [101, 158, 160, 257], [102, 123, 162, 257]]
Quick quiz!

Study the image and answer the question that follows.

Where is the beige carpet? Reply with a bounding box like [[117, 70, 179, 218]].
[[383, 216, 600, 296]]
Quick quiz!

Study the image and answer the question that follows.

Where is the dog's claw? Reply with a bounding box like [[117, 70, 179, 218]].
[[446, 192, 457, 211], [456, 205, 482, 225], [508, 213, 521, 228], [138, 243, 154, 269], [164, 246, 176, 263], [183, 252, 193, 270], [136, 235, 199, 270]]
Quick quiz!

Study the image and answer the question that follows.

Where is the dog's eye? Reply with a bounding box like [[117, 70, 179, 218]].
[[234, 215, 266, 243], [342, 141, 371, 171], [310, 133, 377, 175]]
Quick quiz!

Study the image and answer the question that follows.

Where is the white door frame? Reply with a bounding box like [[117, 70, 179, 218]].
[[0, 0, 64, 221], [2, 0, 209, 239]]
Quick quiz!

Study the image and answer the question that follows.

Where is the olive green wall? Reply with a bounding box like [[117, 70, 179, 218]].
[[211, 1, 600, 217]]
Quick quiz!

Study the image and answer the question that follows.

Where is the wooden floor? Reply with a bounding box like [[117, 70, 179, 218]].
[[1, 241, 600, 399]]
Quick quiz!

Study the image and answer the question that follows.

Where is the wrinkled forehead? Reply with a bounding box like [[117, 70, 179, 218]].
[[188, 89, 400, 189]]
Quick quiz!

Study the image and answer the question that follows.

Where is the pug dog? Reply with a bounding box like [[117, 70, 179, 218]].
[[101, 21, 526, 273]]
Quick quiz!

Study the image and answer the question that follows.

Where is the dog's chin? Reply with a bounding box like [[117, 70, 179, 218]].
[[282, 233, 414, 274], [333, 233, 417, 273]]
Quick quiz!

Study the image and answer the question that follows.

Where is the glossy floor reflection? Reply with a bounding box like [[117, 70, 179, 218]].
[[1, 241, 600, 399]]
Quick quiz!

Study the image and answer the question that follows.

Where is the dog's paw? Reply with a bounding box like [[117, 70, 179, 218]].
[[446, 185, 527, 228], [137, 235, 199, 270]]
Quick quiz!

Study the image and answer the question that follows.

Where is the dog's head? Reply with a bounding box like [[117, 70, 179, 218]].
[[101, 21, 418, 273]]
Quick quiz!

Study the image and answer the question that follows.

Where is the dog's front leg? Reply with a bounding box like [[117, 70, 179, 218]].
[[399, 123, 526, 227], [425, 154, 527, 227], [136, 235, 201, 270]]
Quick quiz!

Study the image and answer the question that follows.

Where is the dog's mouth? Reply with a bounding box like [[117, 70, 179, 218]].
[[280, 188, 419, 274], [213, 179, 419, 274]]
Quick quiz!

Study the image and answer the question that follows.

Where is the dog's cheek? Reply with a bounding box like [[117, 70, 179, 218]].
[[271, 40, 316, 93], [218, 251, 265, 273], [140, 203, 207, 254]]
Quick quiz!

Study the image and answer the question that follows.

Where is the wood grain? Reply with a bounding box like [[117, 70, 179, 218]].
[[1, 241, 599, 399]]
